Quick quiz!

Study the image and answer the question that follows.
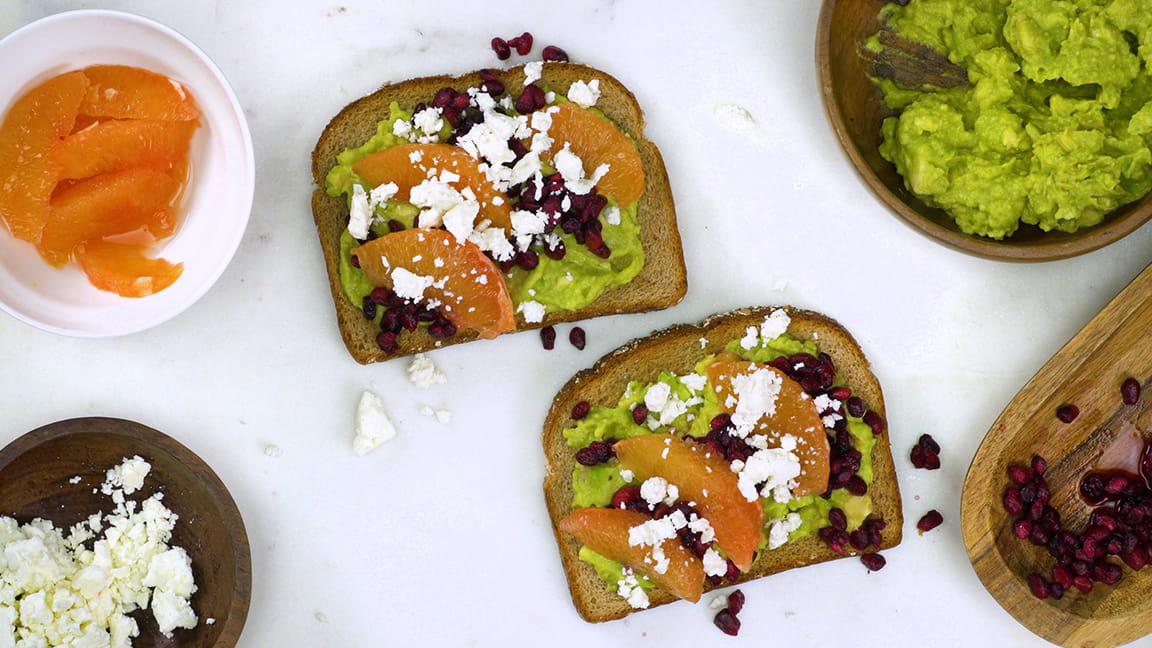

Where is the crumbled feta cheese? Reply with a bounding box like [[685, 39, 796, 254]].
[[408, 353, 447, 388], [102, 455, 150, 496], [347, 183, 373, 239], [714, 103, 757, 133], [390, 267, 435, 301], [760, 308, 791, 340], [639, 477, 679, 508], [567, 79, 602, 108], [733, 442, 802, 502], [616, 570, 650, 609], [552, 144, 609, 195], [516, 300, 546, 324], [727, 366, 783, 437], [767, 512, 803, 550], [419, 405, 453, 425], [413, 107, 443, 136], [680, 373, 707, 393], [603, 205, 621, 226], [352, 390, 397, 456], [522, 61, 544, 86], [264, 444, 283, 458], [618, 469, 634, 483], [702, 547, 729, 577]]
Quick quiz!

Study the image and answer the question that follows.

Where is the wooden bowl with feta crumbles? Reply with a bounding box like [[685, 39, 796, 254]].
[[0, 417, 251, 648]]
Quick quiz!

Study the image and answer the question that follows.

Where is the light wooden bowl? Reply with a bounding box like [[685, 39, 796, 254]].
[[0, 417, 251, 648], [816, 0, 1152, 262]]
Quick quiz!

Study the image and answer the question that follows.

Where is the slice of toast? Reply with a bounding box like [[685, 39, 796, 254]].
[[310, 62, 686, 363], [542, 306, 904, 622]]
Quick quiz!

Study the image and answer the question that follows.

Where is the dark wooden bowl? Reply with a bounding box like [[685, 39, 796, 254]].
[[0, 417, 251, 648], [816, 0, 1152, 262]]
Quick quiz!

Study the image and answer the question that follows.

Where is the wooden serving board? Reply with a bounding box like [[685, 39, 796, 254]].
[[962, 262, 1152, 648]]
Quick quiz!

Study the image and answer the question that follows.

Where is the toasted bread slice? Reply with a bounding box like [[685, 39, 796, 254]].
[[310, 62, 686, 363], [542, 306, 903, 622]]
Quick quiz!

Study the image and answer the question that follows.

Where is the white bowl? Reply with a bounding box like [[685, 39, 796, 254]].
[[0, 10, 254, 337]]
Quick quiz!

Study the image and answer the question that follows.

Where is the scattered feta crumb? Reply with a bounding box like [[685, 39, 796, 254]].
[[767, 512, 804, 550], [419, 405, 453, 425], [523, 61, 544, 86], [516, 300, 546, 323], [352, 390, 397, 456], [567, 79, 601, 108], [264, 444, 283, 458], [714, 103, 757, 133], [408, 353, 447, 388]]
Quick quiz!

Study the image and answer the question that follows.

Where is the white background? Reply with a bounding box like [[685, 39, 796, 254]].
[[3, 1, 1152, 646]]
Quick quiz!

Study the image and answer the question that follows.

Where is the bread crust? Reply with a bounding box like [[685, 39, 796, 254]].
[[542, 306, 904, 622], [310, 63, 686, 363]]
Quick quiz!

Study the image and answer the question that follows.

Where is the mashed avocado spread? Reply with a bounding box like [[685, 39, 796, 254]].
[[871, 0, 1152, 239], [325, 95, 645, 318], [564, 323, 877, 595]]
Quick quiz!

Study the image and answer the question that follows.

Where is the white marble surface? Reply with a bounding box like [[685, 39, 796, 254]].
[[3, 1, 1152, 646]]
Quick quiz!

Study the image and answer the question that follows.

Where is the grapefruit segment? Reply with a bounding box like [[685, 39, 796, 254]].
[[540, 102, 645, 205], [0, 70, 89, 243], [706, 360, 832, 497], [559, 507, 704, 603], [79, 65, 199, 121], [613, 434, 763, 572], [351, 228, 515, 339], [39, 167, 181, 267], [75, 240, 183, 298], [55, 118, 197, 180], [352, 143, 513, 231]]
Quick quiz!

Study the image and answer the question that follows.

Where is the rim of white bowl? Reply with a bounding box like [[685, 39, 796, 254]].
[[0, 10, 254, 337]]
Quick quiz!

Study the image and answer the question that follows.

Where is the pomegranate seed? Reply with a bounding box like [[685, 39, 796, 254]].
[[727, 589, 745, 615], [575, 440, 614, 466], [828, 508, 848, 531], [919, 434, 940, 454], [1027, 574, 1050, 599], [1003, 488, 1025, 515], [917, 510, 943, 533], [491, 37, 511, 60], [376, 331, 398, 354], [569, 326, 586, 350], [910, 445, 926, 469], [1031, 455, 1048, 476], [863, 410, 885, 435], [846, 396, 866, 418], [1057, 404, 1080, 423], [1007, 465, 1034, 486], [571, 400, 591, 420], [860, 553, 887, 571], [1013, 519, 1033, 539], [847, 475, 868, 496], [515, 83, 547, 114], [350, 253, 361, 267], [1122, 377, 1141, 405], [713, 609, 740, 636], [512, 31, 533, 55], [1051, 563, 1073, 588], [632, 404, 649, 425], [1072, 575, 1093, 593], [611, 485, 641, 510], [542, 45, 570, 62], [540, 325, 556, 350]]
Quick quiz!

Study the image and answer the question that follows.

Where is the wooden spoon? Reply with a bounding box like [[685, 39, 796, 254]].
[[962, 263, 1152, 648]]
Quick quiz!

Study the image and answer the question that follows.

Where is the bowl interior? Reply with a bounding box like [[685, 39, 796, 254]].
[[816, 0, 1152, 261], [0, 417, 251, 648], [0, 10, 253, 336]]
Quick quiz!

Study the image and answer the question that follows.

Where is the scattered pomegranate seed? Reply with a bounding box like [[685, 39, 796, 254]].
[[491, 37, 511, 60], [910, 434, 941, 470], [540, 325, 556, 350], [631, 404, 649, 425], [862, 410, 885, 435], [713, 609, 740, 636], [515, 83, 547, 113], [542, 45, 570, 62], [860, 553, 887, 571], [571, 400, 591, 420], [1056, 404, 1080, 423], [1122, 377, 1141, 405], [1027, 574, 1049, 599], [917, 510, 943, 533], [726, 589, 745, 615], [846, 396, 866, 418], [569, 326, 586, 350], [575, 440, 614, 466], [508, 32, 533, 56]]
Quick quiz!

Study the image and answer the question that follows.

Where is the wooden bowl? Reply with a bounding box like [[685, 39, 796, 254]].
[[816, 0, 1152, 262], [0, 417, 251, 648]]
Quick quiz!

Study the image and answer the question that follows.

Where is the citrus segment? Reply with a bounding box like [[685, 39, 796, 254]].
[[706, 361, 832, 497], [613, 434, 763, 572], [558, 507, 704, 603], [39, 167, 181, 267], [351, 228, 515, 339], [0, 70, 89, 243], [75, 240, 183, 298], [55, 118, 197, 180], [352, 143, 513, 231], [541, 102, 645, 205], [79, 65, 199, 121]]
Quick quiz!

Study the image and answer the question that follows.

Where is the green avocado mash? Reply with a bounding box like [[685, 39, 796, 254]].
[[871, 0, 1152, 239], [325, 96, 645, 318], [564, 327, 877, 594]]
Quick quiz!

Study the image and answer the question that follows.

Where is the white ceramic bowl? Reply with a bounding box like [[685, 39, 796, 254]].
[[0, 10, 254, 337]]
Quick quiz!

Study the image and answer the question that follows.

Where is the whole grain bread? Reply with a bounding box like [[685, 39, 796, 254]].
[[541, 306, 903, 622], [310, 62, 686, 363]]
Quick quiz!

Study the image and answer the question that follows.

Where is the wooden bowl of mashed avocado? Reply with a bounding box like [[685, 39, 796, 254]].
[[817, 0, 1152, 261]]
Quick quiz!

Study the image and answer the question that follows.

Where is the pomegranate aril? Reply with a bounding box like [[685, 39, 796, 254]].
[[918, 434, 940, 454], [569, 326, 586, 350], [540, 325, 556, 350], [1027, 574, 1050, 599], [860, 553, 887, 571], [846, 396, 866, 418], [1031, 455, 1048, 476], [863, 410, 885, 435], [376, 331, 398, 354], [1007, 465, 1033, 486], [1003, 488, 1025, 515], [1122, 377, 1141, 405], [512, 32, 533, 55], [575, 440, 614, 466], [515, 84, 546, 113], [1056, 404, 1080, 423], [631, 404, 649, 425], [571, 400, 591, 420], [726, 589, 745, 615], [713, 609, 740, 636], [542, 45, 569, 62], [491, 37, 511, 60], [917, 510, 943, 533], [828, 508, 848, 531], [1072, 575, 1093, 593]]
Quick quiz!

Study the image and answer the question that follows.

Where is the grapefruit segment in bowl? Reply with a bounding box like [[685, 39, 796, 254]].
[[55, 118, 197, 180], [352, 143, 513, 231], [705, 360, 832, 497], [0, 70, 89, 244], [79, 64, 199, 121], [75, 240, 183, 298], [559, 507, 705, 603], [351, 228, 515, 339], [613, 434, 763, 572], [540, 102, 645, 205], [39, 166, 182, 267]]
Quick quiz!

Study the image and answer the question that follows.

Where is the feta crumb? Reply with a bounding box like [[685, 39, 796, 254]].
[[523, 61, 544, 86], [714, 103, 757, 133], [767, 512, 804, 549], [702, 547, 729, 577], [352, 390, 397, 456], [347, 183, 373, 239], [390, 267, 435, 301], [567, 79, 601, 108], [102, 455, 150, 496], [603, 205, 621, 226], [419, 405, 453, 425], [616, 570, 650, 609], [264, 444, 284, 458], [517, 300, 546, 323], [407, 353, 447, 388]]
